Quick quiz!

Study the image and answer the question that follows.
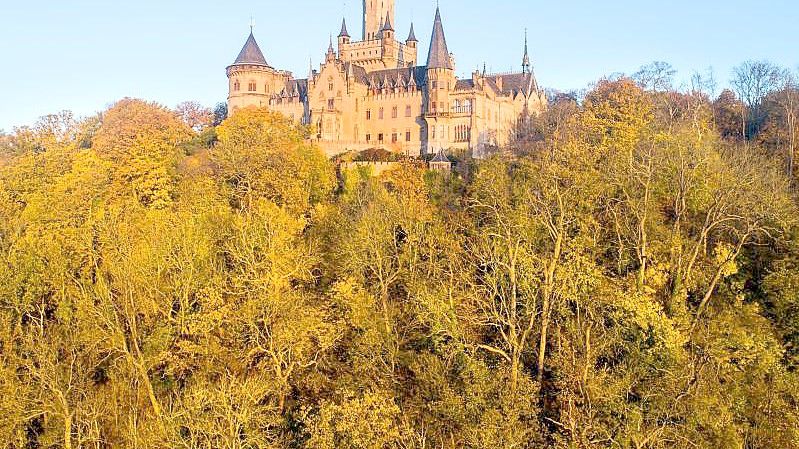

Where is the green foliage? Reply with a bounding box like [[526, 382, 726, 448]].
[[2, 94, 799, 449]]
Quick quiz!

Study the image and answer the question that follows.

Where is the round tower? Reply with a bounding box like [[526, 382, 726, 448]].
[[226, 31, 285, 113]]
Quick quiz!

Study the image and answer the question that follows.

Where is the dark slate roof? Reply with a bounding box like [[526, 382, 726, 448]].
[[407, 23, 417, 42], [339, 18, 350, 38], [354, 66, 428, 88], [431, 150, 450, 163], [274, 79, 309, 100], [455, 79, 475, 91], [383, 12, 394, 31], [426, 7, 452, 69], [504, 73, 539, 96], [233, 32, 269, 66]]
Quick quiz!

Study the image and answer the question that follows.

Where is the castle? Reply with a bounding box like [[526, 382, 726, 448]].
[[226, 1, 546, 158]]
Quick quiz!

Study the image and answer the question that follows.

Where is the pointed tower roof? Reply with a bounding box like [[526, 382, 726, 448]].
[[383, 11, 394, 31], [426, 7, 452, 69], [233, 32, 268, 66], [431, 148, 450, 163], [339, 18, 350, 38], [407, 22, 418, 42], [522, 29, 531, 73]]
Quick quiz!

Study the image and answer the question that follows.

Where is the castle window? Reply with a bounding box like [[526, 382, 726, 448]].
[[405, 105, 412, 117], [464, 100, 472, 113], [392, 106, 398, 118], [248, 81, 257, 92], [431, 126, 436, 139], [329, 81, 334, 91], [366, 133, 371, 142], [454, 100, 460, 112], [378, 133, 384, 142], [431, 81, 437, 90], [328, 99, 335, 110], [366, 110, 372, 120], [406, 130, 411, 142], [431, 102, 437, 112], [379, 108, 384, 119], [234, 80, 240, 91]]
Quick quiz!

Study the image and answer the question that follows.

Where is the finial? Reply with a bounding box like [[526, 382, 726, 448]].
[[250, 16, 255, 33]]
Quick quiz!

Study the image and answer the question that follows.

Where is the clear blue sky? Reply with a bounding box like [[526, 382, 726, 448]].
[[1, 0, 797, 131]]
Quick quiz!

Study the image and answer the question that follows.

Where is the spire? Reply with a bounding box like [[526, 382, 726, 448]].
[[339, 17, 350, 38], [383, 11, 393, 31], [326, 34, 336, 62], [522, 29, 531, 74], [232, 31, 268, 66], [407, 22, 417, 42], [426, 7, 452, 69]]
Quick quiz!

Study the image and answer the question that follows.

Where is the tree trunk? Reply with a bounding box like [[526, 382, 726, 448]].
[[64, 412, 73, 449]]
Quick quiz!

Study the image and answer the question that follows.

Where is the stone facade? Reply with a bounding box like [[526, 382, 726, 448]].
[[226, 1, 546, 158]]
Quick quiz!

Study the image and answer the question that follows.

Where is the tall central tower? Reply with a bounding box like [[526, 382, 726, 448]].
[[363, 0, 395, 40]]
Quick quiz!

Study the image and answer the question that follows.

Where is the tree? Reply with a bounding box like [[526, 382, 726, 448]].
[[731, 60, 785, 138], [713, 89, 746, 141], [759, 70, 799, 178], [212, 102, 228, 127], [93, 98, 193, 208], [212, 107, 334, 213], [175, 101, 213, 131], [633, 61, 677, 93]]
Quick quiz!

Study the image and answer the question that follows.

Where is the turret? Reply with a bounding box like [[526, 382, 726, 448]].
[[363, 0, 395, 40], [226, 30, 280, 113], [382, 11, 394, 40], [338, 18, 351, 45], [425, 7, 455, 153], [326, 34, 336, 63], [406, 22, 418, 49]]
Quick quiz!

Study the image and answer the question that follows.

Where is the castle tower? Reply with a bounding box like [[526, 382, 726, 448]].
[[226, 31, 275, 112], [425, 7, 455, 153], [363, 0, 395, 41], [339, 18, 351, 46], [406, 22, 417, 49]]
